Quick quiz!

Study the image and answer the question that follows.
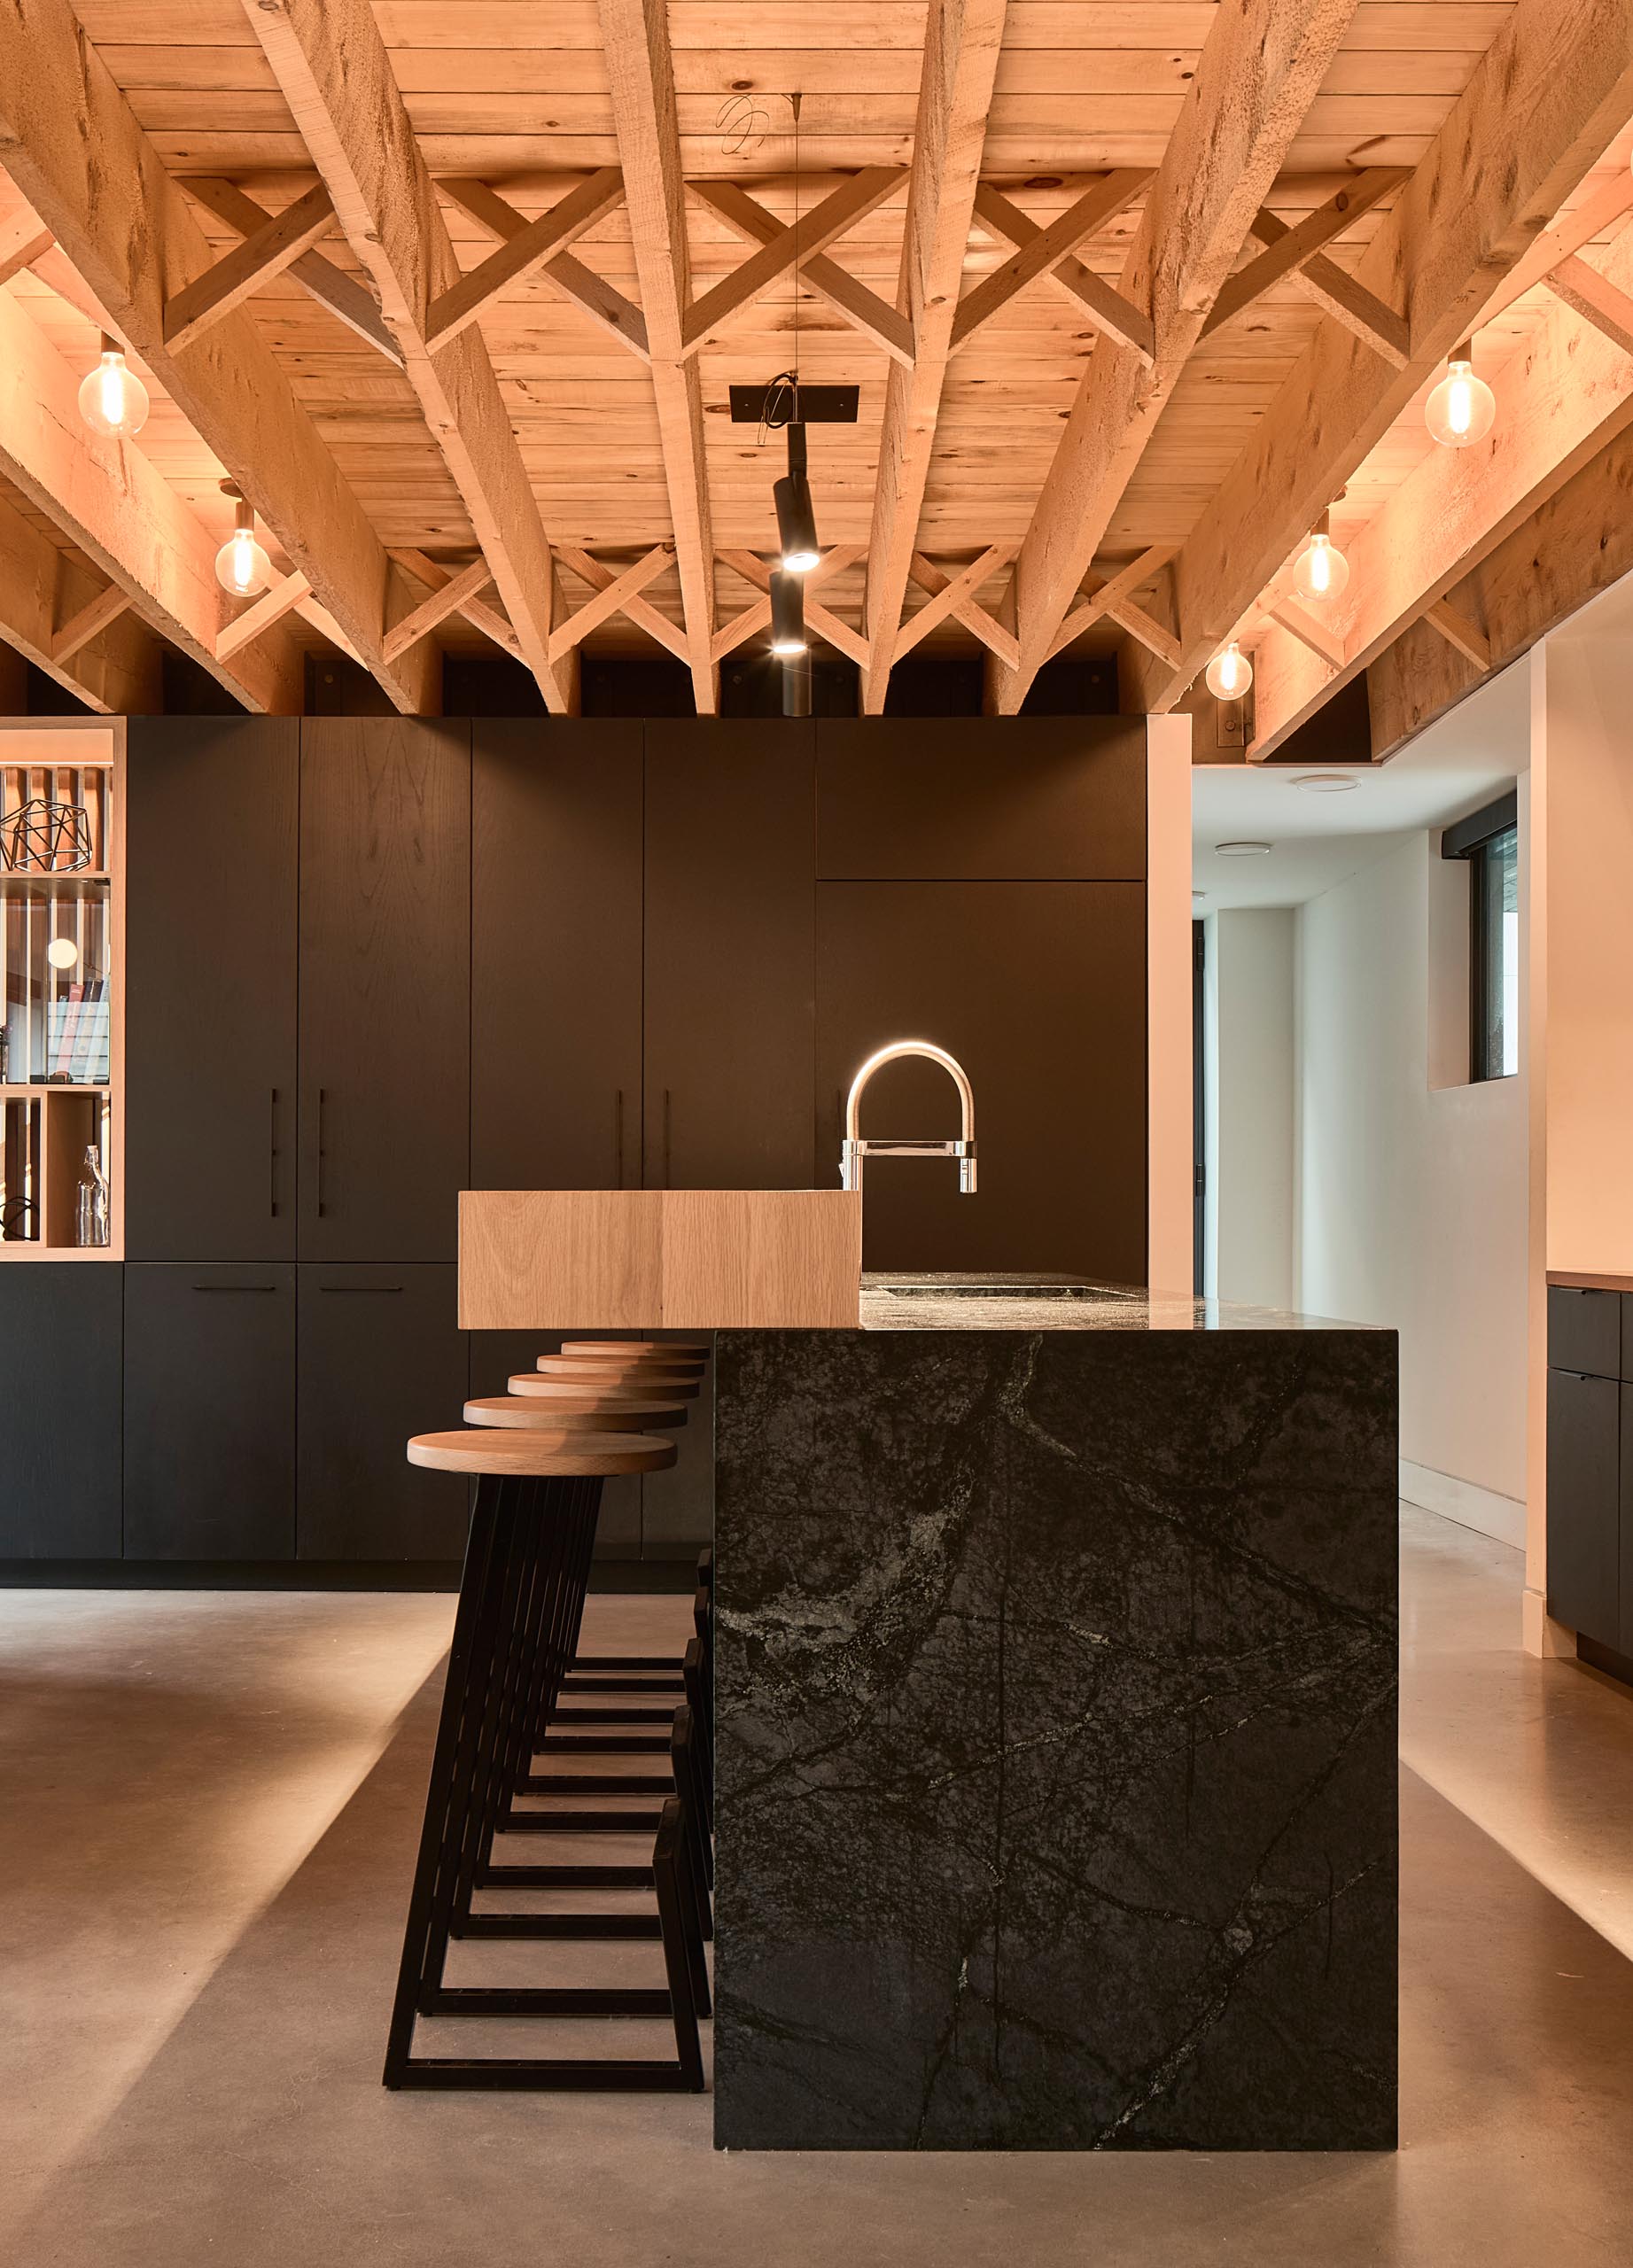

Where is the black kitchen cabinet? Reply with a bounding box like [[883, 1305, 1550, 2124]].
[[123, 1263, 296, 1559], [642, 720, 815, 1191], [471, 721, 643, 1191], [299, 718, 470, 1262], [816, 880, 1147, 1279], [469, 1330, 642, 1560], [297, 1265, 469, 1561], [1546, 1366, 1620, 1647], [1546, 1284, 1620, 1379], [125, 718, 299, 1261], [0, 1263, 122, 1557], [816, 716, 1147, 880]]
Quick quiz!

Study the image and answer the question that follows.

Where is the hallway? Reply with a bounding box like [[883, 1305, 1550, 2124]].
[[3, 1511, 1630, 2267]]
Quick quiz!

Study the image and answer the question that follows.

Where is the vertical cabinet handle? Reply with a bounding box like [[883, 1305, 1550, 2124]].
[[662, 1088, 672, 1189], [316, 1086, 328, 1218], [269, 1087, 280, 1218], [614, 1087, 626, 1190]]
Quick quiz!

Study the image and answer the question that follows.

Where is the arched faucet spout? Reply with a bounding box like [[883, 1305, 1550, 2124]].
[[840, 1039, 978, 1195]]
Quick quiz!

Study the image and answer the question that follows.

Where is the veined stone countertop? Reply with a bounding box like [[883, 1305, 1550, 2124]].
[[857, 1271, 1373, 1332]]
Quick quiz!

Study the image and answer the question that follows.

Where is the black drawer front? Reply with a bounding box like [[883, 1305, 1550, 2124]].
[[1546, 1367, 1620, 1647], [1548, 1285, 1621, 1379]]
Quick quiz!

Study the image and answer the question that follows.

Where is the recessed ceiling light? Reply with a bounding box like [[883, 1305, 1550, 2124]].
[[1214, 841, 1272, 858], [1192, 889, 1206, 900], [1290, 772, 1359, 793]]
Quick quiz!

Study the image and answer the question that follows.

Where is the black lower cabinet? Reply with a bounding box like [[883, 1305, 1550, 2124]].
[[124, 1264, 296, 1560], [469, 1331, 641, 1562], [298, 1266, 469, 1561], [0, 1264, 122, 1557], [1546, 1367, 1620, 1646]]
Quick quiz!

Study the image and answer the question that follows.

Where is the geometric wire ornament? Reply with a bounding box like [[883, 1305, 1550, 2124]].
[[0, 797, 94, 872]]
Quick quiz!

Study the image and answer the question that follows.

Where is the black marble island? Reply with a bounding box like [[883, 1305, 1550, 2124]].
[[711, 1279, 1398, 2152]]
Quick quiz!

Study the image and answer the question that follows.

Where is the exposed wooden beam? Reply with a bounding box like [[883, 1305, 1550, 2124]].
[[0, 284, 302, 713], [892, 545, 1010, 663], [1369, 423, 1633, 759], [906, 552, 1020, 668], [0, 0, 434, 711], [985, 0, 1358, 714], [681, 166, 905, 355], [549, 545, 674, 663], [1545, 251, 1633, 355], [49, 581, 133, 666], [425, 168, 627, 350], [860, 0, 1008, 713], [383, 557, 494, 664], [554, 544, 688, 664], [435, 176, 649, 359], [180, 175, 403, 364], [599, 0, 717, 711], [719, 549, 867, 666], [0, 203, 52, 288], [1124, 0, 1633, 719], [245, 0, 575, 715], [1047, 543, 1179, 660], [390, 548, 525, 662], [962, 176, 1155, 361], [687, 178, 915, 367], [1423, 597, 1492, 671], [216, 569, 312, 661], [1266, 596, 1346, 672], [710, 545, 866, 666], [162, 181, 337, 354], [1243, 206, 1410, 366], [1246, 214, 1633, 758], [296, 594, 363, 666], [0, 487, 162, 713], [1201, 170, 1405, 339]]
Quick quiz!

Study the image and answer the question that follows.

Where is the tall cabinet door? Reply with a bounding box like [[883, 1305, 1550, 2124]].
[[299, 720, 470, 1262], [642, 720, 815, 1190], [816, 882, 1148, 1279], [123, 1263, 297, 1559], [297, 1265, 469, 1561], [125, 718, 299, 1261], [472, 721, 643, 1190]]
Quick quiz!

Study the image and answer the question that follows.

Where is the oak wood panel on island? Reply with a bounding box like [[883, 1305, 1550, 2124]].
[[458, 1186, 862, 1328]]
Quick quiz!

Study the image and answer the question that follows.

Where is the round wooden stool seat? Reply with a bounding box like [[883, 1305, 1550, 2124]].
[[463, 1394, 685, 1431], [561, 1339, 712, 1358], [407, 1429, 676, 1477], [506, 1373, 689, 1414], [535, 1355, 701, 1394], [542, 1348, 703, 1371]]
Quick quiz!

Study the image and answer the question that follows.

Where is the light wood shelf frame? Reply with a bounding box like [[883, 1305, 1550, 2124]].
[[0, 717, 124, 1262]]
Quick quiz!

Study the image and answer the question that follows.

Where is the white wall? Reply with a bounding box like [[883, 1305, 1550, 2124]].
[[1205, 909, 1295, 1309], [1296, 834, 1529, 1530]]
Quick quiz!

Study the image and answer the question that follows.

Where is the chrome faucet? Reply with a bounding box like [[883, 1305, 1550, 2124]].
[[840, 1040, 977, 1194]]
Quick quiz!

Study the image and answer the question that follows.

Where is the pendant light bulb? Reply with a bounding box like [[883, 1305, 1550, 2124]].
[[78, 335, 149, 440], [769, 568, 808, 656], [774, 420, 820, 572], [1293, 526, 1349, 605], [1205, 641, 1254, 702], [1425, 346, 1496, 448], [214, 493, 272, 599]]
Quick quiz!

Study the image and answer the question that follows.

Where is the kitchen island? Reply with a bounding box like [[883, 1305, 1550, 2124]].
[[711, 1279, 1398, 2151]]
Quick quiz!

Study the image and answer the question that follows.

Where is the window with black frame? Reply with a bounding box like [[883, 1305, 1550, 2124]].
[[1442, 790, 1519, 1083]]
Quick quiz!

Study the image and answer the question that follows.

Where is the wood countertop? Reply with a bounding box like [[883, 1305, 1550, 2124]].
[[1548, 1271, 1633, 1293]]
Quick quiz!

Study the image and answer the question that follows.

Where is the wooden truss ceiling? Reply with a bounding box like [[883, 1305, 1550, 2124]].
[[0, 0, 1631, 741]]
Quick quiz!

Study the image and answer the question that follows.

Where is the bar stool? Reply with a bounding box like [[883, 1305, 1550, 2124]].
[[535, 1355, 704, 1396], [561, 1339, 712, 1360], [383, 1424, 707, 2093]]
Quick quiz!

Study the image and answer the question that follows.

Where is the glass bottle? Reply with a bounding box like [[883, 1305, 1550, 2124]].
[[75, 1143, 110, 1247]]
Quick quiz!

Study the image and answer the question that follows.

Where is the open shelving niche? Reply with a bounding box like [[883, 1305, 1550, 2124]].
[[0, 719, 122, 1259]]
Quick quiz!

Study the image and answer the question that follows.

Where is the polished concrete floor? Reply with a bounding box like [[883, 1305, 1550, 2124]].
[[4, 1509, 1633, 2265]]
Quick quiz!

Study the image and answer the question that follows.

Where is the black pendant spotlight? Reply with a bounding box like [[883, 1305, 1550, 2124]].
[[769, 568, 807, 657], [773, 421, 820, 573]]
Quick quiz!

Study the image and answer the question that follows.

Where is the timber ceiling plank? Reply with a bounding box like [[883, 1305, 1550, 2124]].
[[0, 484, 163, 713], [0, 0, 437, 713]]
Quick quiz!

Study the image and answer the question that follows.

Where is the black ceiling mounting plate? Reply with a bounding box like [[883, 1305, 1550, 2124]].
[[728, 383, 859, 424]]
